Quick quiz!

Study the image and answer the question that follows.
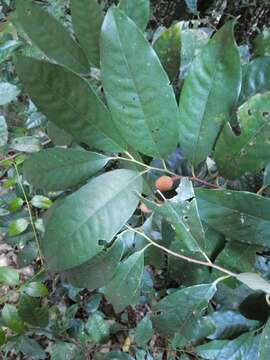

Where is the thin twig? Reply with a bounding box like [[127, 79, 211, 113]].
[[13, 162, 44, 265], [126, 226, 237, 277]]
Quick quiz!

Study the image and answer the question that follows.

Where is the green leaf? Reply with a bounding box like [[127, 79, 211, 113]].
[[151, 283, 216, 336], [214, 242, 260, 275], [196, 332, 259, 360], [63, 238, 124, 289], [134, 315, 153, 347], [236, 273, 270, 294], [31, 195, 52, 209], [258, 317, 270, 359], [215, 92, 270, 179], [47, 121, 73, 146], [141, 179, 205, 252], [8, 218, 29, 237], [100, 7, 179, 158], [178, 21, 241, 167], [207, 311, 259, 340], [18, 294, 49, 327], [43, 169, 142, 272], [16, 0, 89, 74], [17, 336, 46, 359], [196, 188, 270, 247], [254, 28, 270, 57], [10, 136, 41, 153], [2, 304, 24, 333], [70, 0, 103, 67], [0, 82, 20, 105], [180, 27, 212, 80], [51, 342, 85, 360], [85, 312, 110, 344], [118, 0, 150, 31], [264, 165, 270, 187], [17, 242, 38, 268], [0, 329, 6, 346], [104, 250, 144, 313], [15, 56, 125, 153], [24, 148, 109, 192], [7, 197, 24, 212], [153, 22, 182, 82], [0, 40, 21, 64], [0, 116, 8, 147], [22, 282, 48, 297], [0, 266, 19, 286], [240, 56, 270, 103]]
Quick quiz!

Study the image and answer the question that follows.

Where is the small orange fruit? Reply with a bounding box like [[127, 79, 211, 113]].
[[139, 202, 152, 214], [155, 176, 173, 192]]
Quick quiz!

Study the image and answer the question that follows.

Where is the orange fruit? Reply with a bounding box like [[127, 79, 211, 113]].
[[155, 176, 173, 192]]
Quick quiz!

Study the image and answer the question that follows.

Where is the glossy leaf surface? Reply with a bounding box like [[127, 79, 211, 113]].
[[118, 0, 150, 30], [104, 251, 144, 313], [24, 148, 109, 191], [178, 21, 241, 166], [63, 239, 124, 289], [101, 7, 179, 158], [196, 188, 270, 247], [15, 56, 125, 152], [70, 0, 103, 67], [43, 170, 142, 272], [17, 0, 89, 74], [151, 283, 216, 336]]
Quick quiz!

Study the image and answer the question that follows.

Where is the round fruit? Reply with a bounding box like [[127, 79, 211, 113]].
[[155, 176, 173, 192]]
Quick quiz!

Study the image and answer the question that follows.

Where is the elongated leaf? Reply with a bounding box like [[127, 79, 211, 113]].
[[0, 116, 8, 147], [17, 0, 89, 74], [70, 0, 103, 67], [43, 170, 142, 272], [152, 283, 216, 337], [101, 7, 179, 158], [15, 56, 125, 152], [63, 238, 124, 289], [2, 304, 24, 333], [17, 337, 46, 359], [240, 56, 270, 103], [236, 273, 270, 294], [119, 0, 150, 31], [0, 40, 21, 64], [196, 188, 270, 247], [207, 311, 259, 340], [47, 121, 73, 146], [0, 82, 20, 105], [196, 332, 259, 360], [50, 342, 84, 360], [178, 21, 241, 166], [104, 251, 144, 313], [0, 266, 19, 286], [259, 317, 270, 359], [214, 242, 260, 275], [8, 218, 29, 237], [215, 92, 270, 179], [23, 148, 109, 191], [153, 22, 182, 82]]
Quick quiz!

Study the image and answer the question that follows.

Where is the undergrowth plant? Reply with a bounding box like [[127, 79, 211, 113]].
[[1, 0, 270, 358]]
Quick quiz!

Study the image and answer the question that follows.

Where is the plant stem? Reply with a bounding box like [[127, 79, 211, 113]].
[[13, 162, 44, 265], [111, 155, 220, 189], [126, 226, 237, 277]]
